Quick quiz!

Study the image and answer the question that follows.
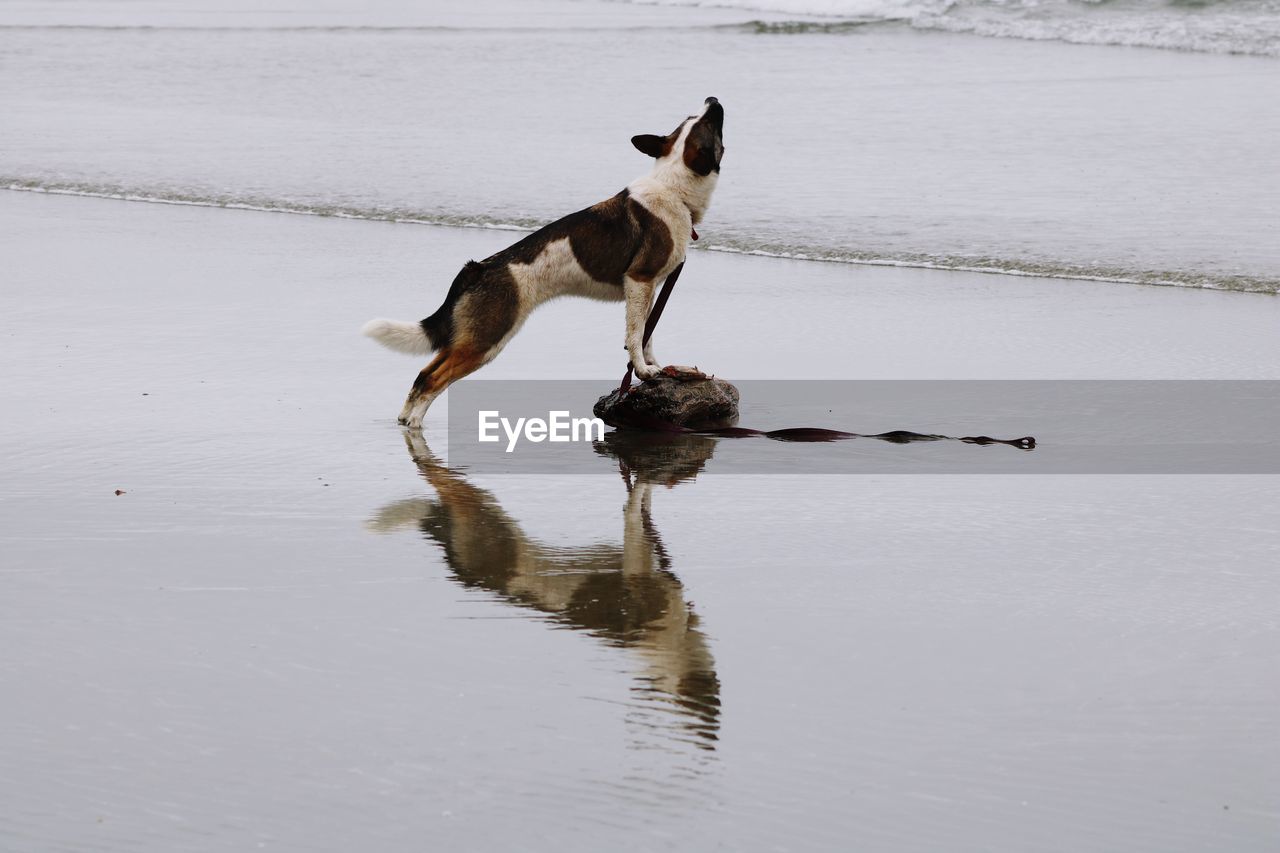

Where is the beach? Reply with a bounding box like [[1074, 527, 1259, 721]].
[[4, 190, 1279, 851], [4, 0, 1280, 849]]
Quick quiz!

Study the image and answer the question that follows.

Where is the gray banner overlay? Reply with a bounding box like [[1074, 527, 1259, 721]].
[[444, 381, 1280, 475]]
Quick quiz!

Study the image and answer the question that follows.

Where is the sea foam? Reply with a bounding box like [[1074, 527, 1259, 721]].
[[631, 0, 1280, 56]]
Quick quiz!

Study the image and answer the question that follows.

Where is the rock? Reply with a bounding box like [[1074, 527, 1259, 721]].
[[594, 376, 740, 431]]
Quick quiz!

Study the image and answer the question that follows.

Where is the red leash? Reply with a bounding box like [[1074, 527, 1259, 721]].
[[608, 242, 1035, 450]]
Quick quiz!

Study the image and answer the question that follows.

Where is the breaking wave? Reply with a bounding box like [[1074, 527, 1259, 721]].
[[6, 2, 1280, 56], [624, 0, 1280, 57]]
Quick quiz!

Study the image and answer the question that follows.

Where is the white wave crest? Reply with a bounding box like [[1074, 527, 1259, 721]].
[[620, 0, 1280, 57]]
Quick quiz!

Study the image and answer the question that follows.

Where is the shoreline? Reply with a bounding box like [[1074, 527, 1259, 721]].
[[6, 188, 1279, 390], [6, 183, 1274, 296]]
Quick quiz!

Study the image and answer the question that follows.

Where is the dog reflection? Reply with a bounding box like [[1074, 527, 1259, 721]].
[[368, 432, 720, 748]]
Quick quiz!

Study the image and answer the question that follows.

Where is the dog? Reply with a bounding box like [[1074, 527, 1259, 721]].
[[362, 97, 725, 428]]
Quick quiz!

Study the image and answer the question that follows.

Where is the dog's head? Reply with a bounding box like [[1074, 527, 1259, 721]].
[[631, 97, 724, 177]]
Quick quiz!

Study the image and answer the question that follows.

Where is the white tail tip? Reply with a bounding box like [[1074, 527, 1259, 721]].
[[361, 318, 433, 356]]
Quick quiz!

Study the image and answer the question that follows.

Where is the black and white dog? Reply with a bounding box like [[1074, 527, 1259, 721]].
[[362, 97, 725, 428]]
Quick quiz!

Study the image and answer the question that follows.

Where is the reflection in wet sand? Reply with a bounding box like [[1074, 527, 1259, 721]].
[[368, 432, 720, 749]]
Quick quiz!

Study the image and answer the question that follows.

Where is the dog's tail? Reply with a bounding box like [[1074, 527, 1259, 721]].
[[362, 262, 484, 355], [360, 317, 439, 355]]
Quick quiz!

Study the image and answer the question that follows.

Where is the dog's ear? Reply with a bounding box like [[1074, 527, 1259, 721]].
[[631, 134, 668, 158]]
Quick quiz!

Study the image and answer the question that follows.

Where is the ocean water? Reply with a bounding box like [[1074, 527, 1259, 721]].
[[2, 0, 1279, 291]]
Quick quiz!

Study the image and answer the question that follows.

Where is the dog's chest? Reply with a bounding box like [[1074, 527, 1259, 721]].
[[629, 189, 692, 258]]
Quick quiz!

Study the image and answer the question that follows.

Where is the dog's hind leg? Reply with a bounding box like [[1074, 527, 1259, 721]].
[[399, 267, 522, 428], [398, 349, 450, 425], [400, 345, 494, 430]]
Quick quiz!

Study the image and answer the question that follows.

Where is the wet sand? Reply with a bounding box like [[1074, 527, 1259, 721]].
[[3, 191, 1279, 852]]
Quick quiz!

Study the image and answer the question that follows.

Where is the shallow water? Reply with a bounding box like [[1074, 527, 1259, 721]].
[[3, 192, 1279, 851], [3, 0, 1279, 290]]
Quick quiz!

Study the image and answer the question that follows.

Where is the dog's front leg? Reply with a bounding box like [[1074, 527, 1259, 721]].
[[641, 287, 658, 366], [624, 276, 661, 380], [642, 337, 657, 369]]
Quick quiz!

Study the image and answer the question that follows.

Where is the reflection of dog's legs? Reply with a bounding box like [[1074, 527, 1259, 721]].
[[402, 429, 471, 504], [622, 481, 656, 576], [620, 480, 718, 726], [403, 429, 438, 468], [367, 432, 445, 532]]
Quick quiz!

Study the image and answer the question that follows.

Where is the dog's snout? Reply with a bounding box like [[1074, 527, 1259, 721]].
[[702, 97, 724, 134]]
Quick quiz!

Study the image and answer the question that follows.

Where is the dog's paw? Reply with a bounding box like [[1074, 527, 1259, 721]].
[[634, 363, 663, 381], [661, 365, 708, 381]]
